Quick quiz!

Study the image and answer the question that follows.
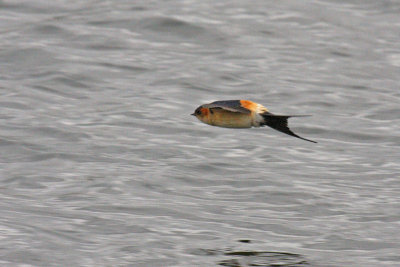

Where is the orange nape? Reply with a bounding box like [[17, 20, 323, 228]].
[[200, 107, 209, 116]]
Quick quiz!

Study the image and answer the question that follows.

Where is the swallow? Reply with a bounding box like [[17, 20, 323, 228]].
[[191, 100, 317, 143]]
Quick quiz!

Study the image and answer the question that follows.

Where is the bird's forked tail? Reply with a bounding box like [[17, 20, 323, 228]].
[[260, 112, 317, 143]]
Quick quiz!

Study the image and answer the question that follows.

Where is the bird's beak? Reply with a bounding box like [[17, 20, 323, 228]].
[[191, 113, 195, 116]]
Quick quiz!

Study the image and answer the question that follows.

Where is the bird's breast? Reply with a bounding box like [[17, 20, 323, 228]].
[[205, 110, 254, 128]]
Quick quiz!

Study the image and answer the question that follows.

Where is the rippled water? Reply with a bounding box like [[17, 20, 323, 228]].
[[1, 1, 400, 266]]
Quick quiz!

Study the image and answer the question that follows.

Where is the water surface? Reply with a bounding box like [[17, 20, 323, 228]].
[[1, 1, 400, 266]]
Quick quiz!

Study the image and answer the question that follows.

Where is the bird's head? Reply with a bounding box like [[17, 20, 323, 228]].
[[191, 106, 209, 121]]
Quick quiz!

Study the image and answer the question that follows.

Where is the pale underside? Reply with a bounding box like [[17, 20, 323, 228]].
[[201, 109, 263, 128]]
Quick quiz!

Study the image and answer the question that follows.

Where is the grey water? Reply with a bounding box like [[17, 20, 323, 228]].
[[1, 1, 400, 266]]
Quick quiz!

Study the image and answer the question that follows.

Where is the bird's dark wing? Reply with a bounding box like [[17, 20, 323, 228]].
[[261, 113, 317, 143], [202, 100, 251, 114]]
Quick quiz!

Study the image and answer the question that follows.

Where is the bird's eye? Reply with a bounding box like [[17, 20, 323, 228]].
[[196, 109, 201, 115]]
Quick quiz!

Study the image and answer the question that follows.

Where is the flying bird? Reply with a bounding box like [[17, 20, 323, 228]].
[[191, 100, 316, 143]]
